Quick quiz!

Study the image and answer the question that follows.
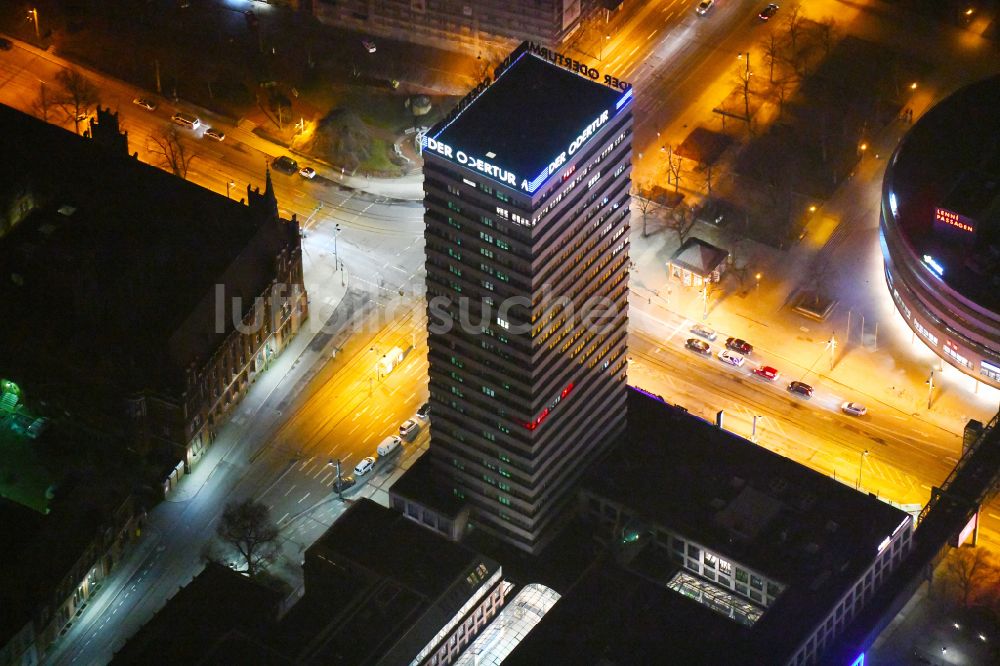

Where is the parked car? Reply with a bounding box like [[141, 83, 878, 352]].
[[690, 324, 717, 341], [354, 456, 376, 476], [788, 380, 814, 397], [696, 0, 715, 15], [685, 338, 711, 355], [726, 337, 753, 355], [758, 3, 779, 20], [171, 112, 201, 129], [204, 127, 225, 141], [299, 166, 317, 179], [0, 38, 12, 51], [399, 419, 419, 441], [132, 97, 157, 111], [332, 475, 356, 493], [416, 403, 431, 420], [272, 155, 299, 174], [753, 365, 780, 381], [841, 401, 867, 416], [378, 435, 403, 457], [718, 349, 745, 367], [362, 39, 376, 53]]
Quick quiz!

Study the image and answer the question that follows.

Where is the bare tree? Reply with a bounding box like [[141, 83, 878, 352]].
[[31, 81, 55, 123], [760, 33, 780, 84], [669, 207, 696, 245], [784, 5, 803, 52], [216, 499, 281, 578], [146, 126, 194, 179], [774, 80, 789, 120], [632, 179, 659, 238], [816, 18, 839, 58], [734, 57, 753, 128], [665, 145, 684, 193], [939, 546, 1000, 608], [54, 69, 100, 135]]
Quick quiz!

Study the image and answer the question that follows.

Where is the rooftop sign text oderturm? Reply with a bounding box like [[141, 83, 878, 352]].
[[525, 42, 631, 92], [423, 105, 613, 195], [422, 41, 632, 195]]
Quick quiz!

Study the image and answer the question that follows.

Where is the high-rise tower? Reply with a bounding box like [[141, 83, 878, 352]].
[[400, 42, 633, 553]]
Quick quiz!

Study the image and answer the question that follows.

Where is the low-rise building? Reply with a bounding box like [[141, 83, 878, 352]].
[[506, 387, 914, 665]]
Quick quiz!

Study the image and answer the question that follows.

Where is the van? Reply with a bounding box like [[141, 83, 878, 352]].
[[377, 436, 402, 458], [171, 112, 201, 129], [376, 347, 405, 376]]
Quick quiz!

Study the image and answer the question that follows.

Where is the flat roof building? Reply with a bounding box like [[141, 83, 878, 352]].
[[506, 388, 914, 665], [392, 41, 633, 553]]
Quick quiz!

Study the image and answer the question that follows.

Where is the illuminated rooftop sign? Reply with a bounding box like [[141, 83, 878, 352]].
[[422, 105, 620, 195]]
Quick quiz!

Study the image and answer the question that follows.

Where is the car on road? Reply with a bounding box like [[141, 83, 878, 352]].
[[685, 338, 711, 355], [362, 39, 376, 53], [204, 127, 225, 141], [726, 337, 753, 355], [416, 403, 431, 420], [399, 419, 419, 441], [299, 166, 317, 179], [354, 456, 376, 476], [758, 3, 779, 20], [696, 0, 715, 15], [690, 324, 717, 341], [132, 97, 157, 111], [718, 349, 745, 367], [788, 380, 814, 397], [272, 155, 299, 174], [332, 475, 356, 493], [171, 112, 201, 129], [0, 38, 12, 51], [841, 401, 867, 416], [753, 365, 780, 381]]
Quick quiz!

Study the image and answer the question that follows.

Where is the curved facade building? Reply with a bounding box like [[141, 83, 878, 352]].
[[880, 76, 1000, 388]]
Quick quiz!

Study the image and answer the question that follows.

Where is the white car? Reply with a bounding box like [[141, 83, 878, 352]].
[[399, 419, 419, 441], [841, 402, 867, 416], [690, 324, 717, 341], [362, 39, 376, 53], [718, 349, 745, 367], [299, 166, 317, 179], [696, 0, 715, 15], [204, 127, 225, 142], [354, 456, 376, 476]]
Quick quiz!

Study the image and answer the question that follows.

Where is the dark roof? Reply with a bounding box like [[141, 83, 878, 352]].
[[111, 562, 284, 665], [887, 74, 1000, 312], [506, 560, 747, 665], [574, 388, 909, 662], [280, 499, 500, 665], [431, 48, 626, 192], [0, 103, 296, 401], [387, 453, 466, 519], [669, 237, 730, 275], [0, 477, 133, 645]]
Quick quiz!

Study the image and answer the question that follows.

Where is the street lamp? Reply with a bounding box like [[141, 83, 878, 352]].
[[751, 415, 763, 443], [28, 9, 39, 41], [856, 449, 870, 490], [226, 180, 235, 199], [755, 272, 762, 297], [334, 223, 341, 267], [927, 370, 935, 410], [328, 458, 344, 499]]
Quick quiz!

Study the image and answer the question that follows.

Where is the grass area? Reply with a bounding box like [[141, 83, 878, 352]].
[[359, 138, 403, 175], [0, 412, 53, 514]]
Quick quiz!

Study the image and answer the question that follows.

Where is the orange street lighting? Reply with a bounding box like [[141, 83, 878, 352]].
[[910, 82, 918, 90], [808, 205, 817, 213], [859, 142, 868, 152]]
